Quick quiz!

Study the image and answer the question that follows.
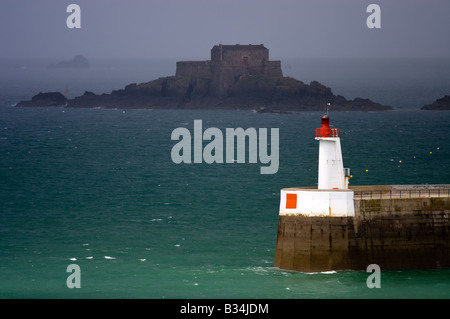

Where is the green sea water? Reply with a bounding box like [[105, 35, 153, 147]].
[[0, 59, 449, 299], [0, 107, 449, 299]]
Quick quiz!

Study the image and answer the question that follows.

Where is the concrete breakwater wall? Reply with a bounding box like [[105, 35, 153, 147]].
[[274, 190, 450, 272]]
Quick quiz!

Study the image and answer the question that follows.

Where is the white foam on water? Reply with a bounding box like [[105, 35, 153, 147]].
[[305, 270, 337, 275]]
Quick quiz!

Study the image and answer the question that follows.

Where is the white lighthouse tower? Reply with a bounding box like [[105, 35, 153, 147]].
[[278, 105, 354, 217], [315, 105, 350, 190]]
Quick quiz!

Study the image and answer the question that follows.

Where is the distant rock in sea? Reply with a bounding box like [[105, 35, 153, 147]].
[[48, 54, 90, 69], [16, 92, 67, 107], [421, 95, 450, 110]]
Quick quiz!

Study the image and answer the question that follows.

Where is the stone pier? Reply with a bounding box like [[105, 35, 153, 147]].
[[274, 185, 450, 272]]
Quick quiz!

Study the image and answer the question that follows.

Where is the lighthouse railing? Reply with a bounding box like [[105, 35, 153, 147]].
[[315, 128, 339, 138]]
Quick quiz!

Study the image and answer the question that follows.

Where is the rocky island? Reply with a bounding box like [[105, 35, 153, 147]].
[[17, 44, 391, 111], [421, 95, 450, 110], [48, 54, 90, 69], [16, 92, 67, 107]]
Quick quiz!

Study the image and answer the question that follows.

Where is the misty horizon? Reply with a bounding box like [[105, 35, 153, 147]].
[[1, 0, 449, 60], [1, 0, 449, 110]]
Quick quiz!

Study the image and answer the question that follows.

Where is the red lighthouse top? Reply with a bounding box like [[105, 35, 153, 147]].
[[315, 104, 339, 138]]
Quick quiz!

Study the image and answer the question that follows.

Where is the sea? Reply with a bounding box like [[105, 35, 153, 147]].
[[0, 57, 449, 299]]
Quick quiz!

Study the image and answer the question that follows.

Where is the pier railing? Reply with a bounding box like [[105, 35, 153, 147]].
[[353, 187, 450, 200]]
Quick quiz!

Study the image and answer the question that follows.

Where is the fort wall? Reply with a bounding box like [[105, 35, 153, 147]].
[[175, 61, 212, 79], [264, 61, 283, 78], [174, 44, 283, 96]]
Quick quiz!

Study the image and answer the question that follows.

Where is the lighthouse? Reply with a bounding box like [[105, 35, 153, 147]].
[[274, 106, 450, 272], [278, 107, 354, 218], [316, 105, 350, 190]]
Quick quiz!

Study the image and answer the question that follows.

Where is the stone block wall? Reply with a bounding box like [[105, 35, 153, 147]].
[[351, 197, 450, 270], [175, 44, 283, 97], [175, 61, 212, 79], [274, 196, 450, 272]]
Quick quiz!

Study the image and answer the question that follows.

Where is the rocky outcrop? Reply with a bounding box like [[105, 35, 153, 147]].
[[64, 75, 392, 111], [422, 95, 450, 110], [16, 92, 67, 107], [48, 55, 90, 69]]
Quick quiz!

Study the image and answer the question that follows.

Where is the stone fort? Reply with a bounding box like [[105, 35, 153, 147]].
[[176, 44, 283, 96]]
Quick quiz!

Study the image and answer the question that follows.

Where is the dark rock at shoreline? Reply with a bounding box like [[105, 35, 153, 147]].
[[16, 92, 67, 107], [64, 75, 392, 111], [48, 55, 90, 69], [422, 95, 450, 110]]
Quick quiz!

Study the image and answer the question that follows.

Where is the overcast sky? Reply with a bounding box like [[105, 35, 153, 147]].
[[1, 0, 449, 60]]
